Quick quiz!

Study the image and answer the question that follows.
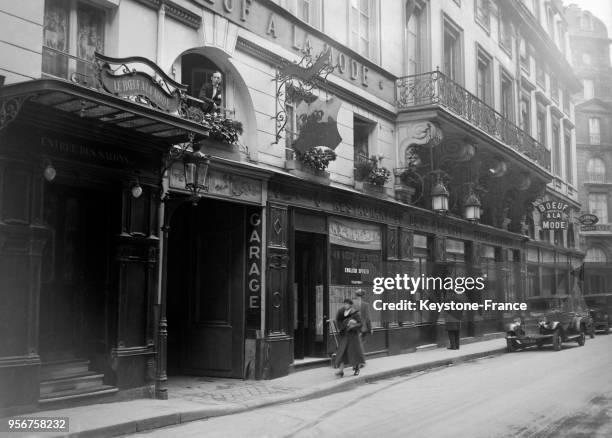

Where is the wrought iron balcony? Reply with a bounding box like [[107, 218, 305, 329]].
[[396, 70, 551, 171]]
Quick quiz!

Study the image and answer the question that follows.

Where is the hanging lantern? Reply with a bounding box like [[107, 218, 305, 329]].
[[430, 178, 449, 213], [464, 192, 482, 222], [183, 144, 210, 196]]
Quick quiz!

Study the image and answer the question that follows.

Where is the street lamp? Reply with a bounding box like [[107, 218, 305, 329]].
[[430, 174, 449, 213], [183, 142, 210, 196], [464, 191, 482, 222]]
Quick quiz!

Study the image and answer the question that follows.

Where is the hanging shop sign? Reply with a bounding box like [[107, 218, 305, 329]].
[[94, 53, 186, 113], [578, 213, 598, 226], [536, 201, 569, 230]]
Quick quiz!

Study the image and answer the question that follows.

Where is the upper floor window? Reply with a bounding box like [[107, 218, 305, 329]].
[[406, 2, 428, 76], [474, 0, 490, 31], [536, 62, 546, 89], [587, 157, 606, 182], [582, 53, 592, 66], [350, 0, 379, 60], [299, 0, 322, 29], [533, 0, 540, 22], [500, 71, 514, 122], [588, 193, 609, 223], [519, 37, 530, 72], [443, 17, 463, 84], [552, 122, 561, 175], [564, 130, 573, 184], [520, 93, 531, 134], [476, 48, 492, 105], [550, 75, 559, 103], [588, 117, 601, 144], [583, 79, 594, 99], [536, 107, 546, 145], [43, 0, 105, 80], [499, 10, 512, 53]]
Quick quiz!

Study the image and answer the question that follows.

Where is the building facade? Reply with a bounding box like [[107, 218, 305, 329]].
[[566, 5, 612, 305], [0, 0, 582, 414]]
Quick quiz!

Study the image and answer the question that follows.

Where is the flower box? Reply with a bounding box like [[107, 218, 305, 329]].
[[286, 159, 330, 185]]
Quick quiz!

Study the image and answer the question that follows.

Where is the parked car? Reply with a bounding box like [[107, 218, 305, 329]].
[[589, 307, 610, 335], [505, 311, 586, 352]]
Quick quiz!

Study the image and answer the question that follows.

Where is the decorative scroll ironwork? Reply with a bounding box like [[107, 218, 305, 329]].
[[396, 70, 551, 171], [0, 96, 30, 131], [273, 47, 335, 144]]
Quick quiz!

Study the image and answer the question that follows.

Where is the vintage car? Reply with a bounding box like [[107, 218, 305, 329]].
[[589, 307, 611, 335], [505, 311, 586, 352]]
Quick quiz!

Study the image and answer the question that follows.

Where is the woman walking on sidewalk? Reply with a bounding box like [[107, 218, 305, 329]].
[[334, 299, 366, 377]]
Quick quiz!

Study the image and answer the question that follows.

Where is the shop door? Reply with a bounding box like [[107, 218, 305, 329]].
[[39, 185, 110, 362], [294, 232, 327, 359], [168, 198, 245, 378]]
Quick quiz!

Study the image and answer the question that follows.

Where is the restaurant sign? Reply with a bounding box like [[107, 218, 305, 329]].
[[536, 201, 569, 230], [94, 53, 187, 113], [578, 213, 598, 226]]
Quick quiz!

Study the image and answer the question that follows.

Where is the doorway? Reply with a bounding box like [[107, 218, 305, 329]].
[[39, 184, 111, 363], [293, 232, 327, 360], [167, 198, 245, 378]]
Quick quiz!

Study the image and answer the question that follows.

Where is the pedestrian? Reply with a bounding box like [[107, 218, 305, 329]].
[[354, 289, 372, 339], [445, 302, 463, 350], [334, 299, 366, 377], [198, 71, 223, 113]]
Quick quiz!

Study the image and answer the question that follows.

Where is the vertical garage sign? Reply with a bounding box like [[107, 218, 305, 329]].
[[246, 207, 262, 333]]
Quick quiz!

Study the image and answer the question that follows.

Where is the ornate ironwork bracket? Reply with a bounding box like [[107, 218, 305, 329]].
[[272, 47, 335, 144], [0, 95, 31, 131]]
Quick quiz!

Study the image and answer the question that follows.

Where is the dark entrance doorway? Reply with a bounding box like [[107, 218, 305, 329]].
[[167, 198, 245, 378], [39, 184, 112, 363], [293, 232, 327, 360]]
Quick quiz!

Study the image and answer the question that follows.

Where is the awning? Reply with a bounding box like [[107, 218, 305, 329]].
[[0, 78, 210, 146]]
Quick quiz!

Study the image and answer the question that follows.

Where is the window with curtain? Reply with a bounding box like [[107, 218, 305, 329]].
[[587, 157, 606, 182], [589, 118, 601, 144], [43, 0, 105, 79], [499, 10, 512, 52], [536, 107, 546, 145], [519, 37, 530, 72], [588, 193, 608, 223]]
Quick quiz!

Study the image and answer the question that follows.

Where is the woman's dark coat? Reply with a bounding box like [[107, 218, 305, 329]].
[[334, 307, 366, 368]]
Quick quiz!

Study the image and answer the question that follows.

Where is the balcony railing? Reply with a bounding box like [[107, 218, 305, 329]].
[[396, 70, 551, 170]]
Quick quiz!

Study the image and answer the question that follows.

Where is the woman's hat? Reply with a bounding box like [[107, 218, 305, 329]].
[[355, 289, 365, 297]]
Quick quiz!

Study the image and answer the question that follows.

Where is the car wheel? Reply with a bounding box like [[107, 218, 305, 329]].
[[552, 331, 562, 351], [506, 339, 516, 353], [578, 332, 586, 346], [536, 341, 543, 350]]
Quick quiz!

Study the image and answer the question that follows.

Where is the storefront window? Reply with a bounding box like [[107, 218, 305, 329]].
[[329, 218, 383, 328]]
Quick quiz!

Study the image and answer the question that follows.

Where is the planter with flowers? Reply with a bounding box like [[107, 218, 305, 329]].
[[191, 112, 244, 161], [354, 155, 391, 194], [286, 147, 336, 184]]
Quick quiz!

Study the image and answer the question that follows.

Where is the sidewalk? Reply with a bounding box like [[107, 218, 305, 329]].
[[5, 337, 507, 438]]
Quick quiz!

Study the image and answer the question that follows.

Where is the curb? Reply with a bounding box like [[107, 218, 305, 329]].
[[67, 347, 507, 438]]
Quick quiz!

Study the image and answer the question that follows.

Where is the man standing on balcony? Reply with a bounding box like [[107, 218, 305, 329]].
[[198, 71, 223, 113]]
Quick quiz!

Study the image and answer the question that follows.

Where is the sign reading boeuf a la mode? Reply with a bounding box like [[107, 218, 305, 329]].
[[536, 201, 569, 229]]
